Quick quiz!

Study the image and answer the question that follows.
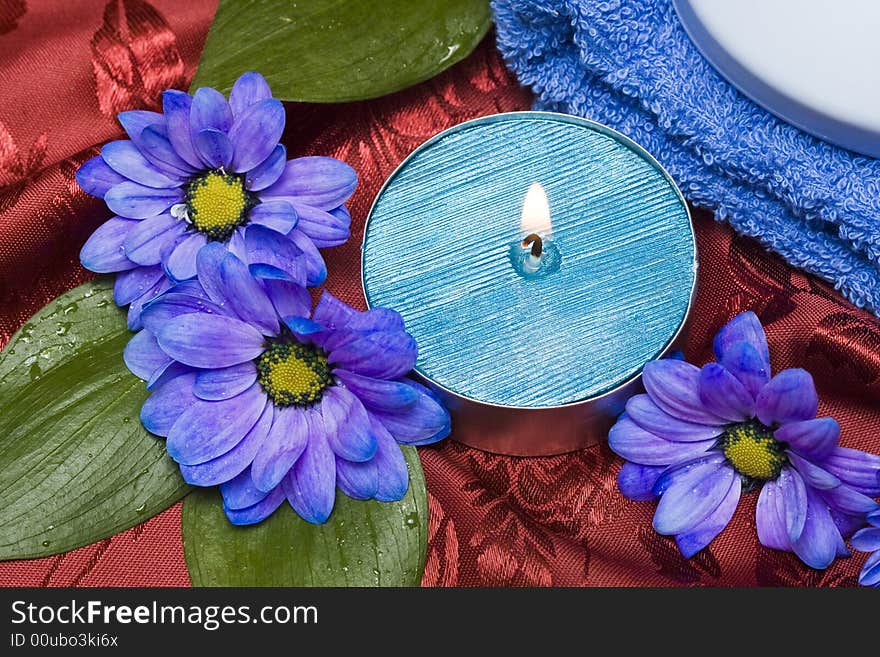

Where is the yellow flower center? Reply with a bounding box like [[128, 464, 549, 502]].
[[256, 341, 333, 407], [185, 171, 253, 241], [720, 422, 786, 481]]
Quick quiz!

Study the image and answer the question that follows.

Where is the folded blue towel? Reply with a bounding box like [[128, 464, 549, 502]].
[[493, 0, 880, 314]]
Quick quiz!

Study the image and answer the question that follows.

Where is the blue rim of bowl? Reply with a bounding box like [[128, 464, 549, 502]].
[[673, 0, 880, 158]]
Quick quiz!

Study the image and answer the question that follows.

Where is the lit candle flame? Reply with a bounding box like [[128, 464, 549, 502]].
[[520, 182, 552, 235]]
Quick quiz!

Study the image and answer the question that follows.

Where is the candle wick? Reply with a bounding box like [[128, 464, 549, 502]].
[[522, 233, 543, 259]]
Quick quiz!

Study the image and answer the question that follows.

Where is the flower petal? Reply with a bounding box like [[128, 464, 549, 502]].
[[675, 476, 741, 558], [321, 387, 378, 462], [179, 402, 273, 487], [101, 140, 182, 188], [820, 484, 878, 516], [774, 418, 838, 463], [698, 362, 755, 422], [158, 277, 206, 297], [220, 252, 279, 335], [139, 124, 196, 176], [123, 212, 186, 265], [313, 291, 357, 329], [287, 227, 327, 286], [193, 361, 257, 401], [714, 312, 770, 359], [642, 359, 727, 426], [76, 154, 126, 196], [371, 418, 409, 502], [652, 452, 727, 495], [787, 451, 841, 490], [608, 416, 715, 466], [126, 277, 170, 330], [221, 467, 269, 509], [756, 480, 791, 551], [265, 156, 357, 210], [141, 290, 225, 334], [617, 462, 666, 501], [346, 308, 406, 333], [823, 447, 880, 496], [105, 181, 182, 219], [248, 199, 298, 234], [245, 144, 286, 191], [858, 549, 880, 586], [791, 486, 845, 569], [260, 277, 311, 321], [713, 311, 771, 385], [625, 394, 724, 443], [777, 467, 808, 542], [755, 368, 818, 426], [282, 429, 336, 524], [832, 508, 869, 538], [164, 232, 208, 281], [117, 109, 164, 148], [228, 226, 248, 262], [251, 406, 310, 492], [79, 216, 139, 273], [224, 486, 285, 526], [291, 203, 351, 248], [167, 384, 266, 465], [333, 369, 419, 412], [327, 331, 417, 380], [228, 98, 285, 173], [162, 89, 201, 168], [114, 264, 164, 305], [123, 329, 171, 381], [157, 313, 265, 368], [229, 71, 272, 117], [195, 241, 232, 305], [243, 224, 305, 282], [851, 528, 880, 552], [190, 87, 233, 134], [193, 128, 233, 169], [336, 456, 379, 501], [653, 461, 735, 535], [249, 263, 300, 283], [371, 381, 450, 445], [140, 371, 198, 436], [146, 360, 189, 391], [718, 341, 771, 400]]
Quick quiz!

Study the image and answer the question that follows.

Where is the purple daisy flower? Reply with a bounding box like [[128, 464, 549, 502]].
[[609, 311, 880, 569], [123, 243, 450, 525], [852, 508, 880, 587], [76, 71, 355, 329]]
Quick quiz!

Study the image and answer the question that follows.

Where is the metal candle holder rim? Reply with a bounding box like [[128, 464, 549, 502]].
[[360, 110, 698, 412]]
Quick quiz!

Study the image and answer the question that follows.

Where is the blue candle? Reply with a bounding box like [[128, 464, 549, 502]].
[[362, 112, 695, 455]]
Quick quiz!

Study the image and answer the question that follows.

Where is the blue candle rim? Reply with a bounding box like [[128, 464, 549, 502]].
[[361, 111, 697, 410]]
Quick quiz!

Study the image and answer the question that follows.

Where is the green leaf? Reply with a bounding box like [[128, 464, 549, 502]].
[[0, 279, 190, 560], [191, 0, 492, 102], [182, 447, 428, 586]]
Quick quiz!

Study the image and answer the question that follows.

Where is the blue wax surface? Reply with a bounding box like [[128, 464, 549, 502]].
[[362, 113, 695, 408]]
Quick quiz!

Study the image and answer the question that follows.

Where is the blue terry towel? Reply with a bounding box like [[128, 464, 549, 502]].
[[493, 0, 880, 314]]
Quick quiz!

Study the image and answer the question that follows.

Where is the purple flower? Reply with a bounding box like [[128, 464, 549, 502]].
[[76, 71, 355, 329], [609, 311, 880, 569], [852, 508, 880, 586], [123, 243, 450, 525]]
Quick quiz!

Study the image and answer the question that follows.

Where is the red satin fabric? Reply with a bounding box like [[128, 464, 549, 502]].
[[1, 1, 878, 587]]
